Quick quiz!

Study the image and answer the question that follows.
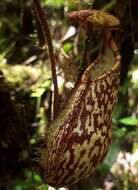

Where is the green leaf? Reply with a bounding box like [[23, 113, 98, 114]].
[[40, 80, 51, 88], [101, 139, 120, 173], [31, 88, 45, 97], [113, 127, 127, 139], [133, 142, 138, 153], [63, 43, 73, 53], [107, 140, 120, 164], [125, 131, 138, 140], [43, 0, 64, 7], [119, 117, 138, 126], [31, 80, 51, 98], [33, 173, 42, 183], [38, 184, 49, 190]]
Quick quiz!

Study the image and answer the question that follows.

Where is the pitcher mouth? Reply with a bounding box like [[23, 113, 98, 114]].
[[81, 44, 121, 83], [61, 29, 121, 84]]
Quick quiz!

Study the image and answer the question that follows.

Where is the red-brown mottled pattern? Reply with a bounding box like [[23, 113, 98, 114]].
[[41, 56, 120, 187], [39, 10, 121, 188], [68, 10, 120, 30]]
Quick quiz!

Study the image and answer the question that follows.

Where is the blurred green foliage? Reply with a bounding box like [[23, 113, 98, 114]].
[[43, 0, 64, 7], [11, 170, 48, 190]]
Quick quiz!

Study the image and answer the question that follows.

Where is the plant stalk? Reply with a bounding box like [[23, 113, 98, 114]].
[[32, 0, 58, 119]]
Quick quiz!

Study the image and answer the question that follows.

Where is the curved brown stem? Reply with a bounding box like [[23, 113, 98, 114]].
[[32, 0, 58, 119]]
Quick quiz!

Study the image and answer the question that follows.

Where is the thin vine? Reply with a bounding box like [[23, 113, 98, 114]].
[[32, 0, 58, 120]]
